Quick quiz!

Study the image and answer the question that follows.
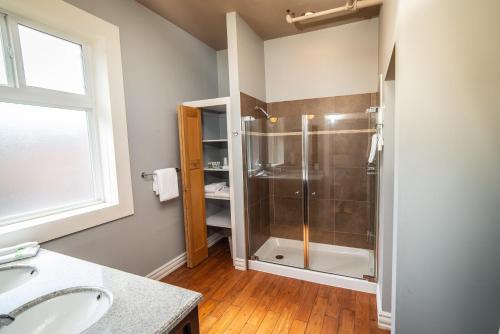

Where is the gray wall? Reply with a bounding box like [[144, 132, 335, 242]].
[[264, 18, 379, 103], [378, 80, 395, 314], [394, 0, 500, 333], [44, 0, 218, 276], [216, 49, 229, 97]]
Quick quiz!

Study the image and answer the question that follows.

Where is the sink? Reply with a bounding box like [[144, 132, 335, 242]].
[[0, 265, 38, 294], [0, 287, 112, 334]]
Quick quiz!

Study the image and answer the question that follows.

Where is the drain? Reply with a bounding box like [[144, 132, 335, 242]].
[[275, 254, 284, 260]]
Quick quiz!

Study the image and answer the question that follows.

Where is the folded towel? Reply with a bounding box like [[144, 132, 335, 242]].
[[0, 241, 38, 257], [0, 243, 40, 265], [153, 168, 179, 202], [214, 186, 230, 198], [204, 182, 226, 193]]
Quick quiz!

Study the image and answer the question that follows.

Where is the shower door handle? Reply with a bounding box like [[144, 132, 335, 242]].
[[368, 133, 378, 163]]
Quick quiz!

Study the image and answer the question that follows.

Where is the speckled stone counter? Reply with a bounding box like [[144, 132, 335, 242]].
[[0, 249, 202, 333]]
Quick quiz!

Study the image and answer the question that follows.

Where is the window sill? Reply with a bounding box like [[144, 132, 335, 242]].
[[0, 200, 134, 247]]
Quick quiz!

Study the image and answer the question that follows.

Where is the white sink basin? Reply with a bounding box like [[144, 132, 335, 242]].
[[0, 265, 38, 294], [0, 287, 112, 334]]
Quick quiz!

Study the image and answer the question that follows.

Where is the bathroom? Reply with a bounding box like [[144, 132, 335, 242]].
[[0, 0, 499, 333]]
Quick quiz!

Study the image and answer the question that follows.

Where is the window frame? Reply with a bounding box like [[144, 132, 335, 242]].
[[0, 11, 105, 226], [0, 0, 134, 246], [0, 12, 14, 86]]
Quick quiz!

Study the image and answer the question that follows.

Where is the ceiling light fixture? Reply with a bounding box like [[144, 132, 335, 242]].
[[285, 0, 382, 24]]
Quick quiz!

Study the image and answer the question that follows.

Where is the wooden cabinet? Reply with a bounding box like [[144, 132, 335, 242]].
[[169, 306, 199, 334]]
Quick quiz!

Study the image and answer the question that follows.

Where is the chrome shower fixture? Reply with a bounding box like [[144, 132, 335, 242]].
[[254, 106, 271, 119]]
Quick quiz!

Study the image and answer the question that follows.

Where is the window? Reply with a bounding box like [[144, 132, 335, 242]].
[[0, 14, 102, 226], [18, 25, 86, 94], [0, 1, 133, 244], [0, 103, 99, 222]]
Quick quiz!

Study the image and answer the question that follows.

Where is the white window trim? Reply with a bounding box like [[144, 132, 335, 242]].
[[0, 0, 134, 247]]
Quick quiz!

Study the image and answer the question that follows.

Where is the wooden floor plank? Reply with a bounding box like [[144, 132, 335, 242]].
[[320, 316, 338, 334], [338, 310, 355, 334], [305, 297, 328, 334], [207, 305, 241, 334], [224, 297, 259, 333], [241, 323, 259, 334], [210, 300, 232, 318], [354, 292, 370, 334], [272, 303, 299, 334], [212, 269, 246, 301], [268, 277, 301, 314], [198, 298, 218, 320], [200, 315, 218, 333], [256, 311, 279, 334], [233, 272, 266, 307], [325, 287, 341, 318], [246, 275, 282, 327], [163, 240, 390, 334], [294, 282, 320, 322], [338, 289, 356, 312], [288, 320, 308, 334]]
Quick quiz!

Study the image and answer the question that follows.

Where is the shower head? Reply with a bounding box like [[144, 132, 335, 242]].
[[254, 106, 271, 119]]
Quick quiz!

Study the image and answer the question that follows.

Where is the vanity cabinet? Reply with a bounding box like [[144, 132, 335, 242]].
[[169, 307, 199, 334]]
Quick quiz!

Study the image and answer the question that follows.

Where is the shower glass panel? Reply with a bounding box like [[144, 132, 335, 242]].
[[244, 115, 304, 269], [305, 112, 377, 278], [243, 101, 379, 280]]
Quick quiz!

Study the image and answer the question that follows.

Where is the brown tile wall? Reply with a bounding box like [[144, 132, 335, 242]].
[[241, 93, 271, 254], [242, 92, 378, 251]]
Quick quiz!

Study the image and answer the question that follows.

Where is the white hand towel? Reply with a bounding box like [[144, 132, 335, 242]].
[[0, 241, 38, 257], [0, 244, 40, 265], [154, 168, 179, 202]]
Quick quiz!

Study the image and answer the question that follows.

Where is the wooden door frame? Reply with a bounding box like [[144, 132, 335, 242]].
[[181, 97, 237, 265]]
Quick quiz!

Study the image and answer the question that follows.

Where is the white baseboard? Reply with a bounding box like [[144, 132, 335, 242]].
[[233, 257, 247, 271], [376, 284, 392, 330], [248, 260, 376, 293], [207, 232, 225, 248], [146, 233, 225, 280], [378, 311, 391, 330], [146, 252, 186, 281]]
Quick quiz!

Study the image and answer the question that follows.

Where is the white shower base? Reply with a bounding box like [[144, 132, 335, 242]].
[[254, 237, 374, 279]]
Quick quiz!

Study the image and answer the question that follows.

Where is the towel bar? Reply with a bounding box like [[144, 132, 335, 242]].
[[141, 168, 181, 178]]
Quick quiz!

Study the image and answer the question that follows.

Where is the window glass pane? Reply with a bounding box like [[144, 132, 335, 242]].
[[18, 25, 86, 94], [0, 22, 8, 85], [0, 102, 97, 221]]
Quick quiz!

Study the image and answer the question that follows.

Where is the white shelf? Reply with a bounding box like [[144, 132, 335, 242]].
[[205, 193, 230, 201], [206, 209, 231, 228], [204, 167, 229, 172], [202, 139, 228, 143]]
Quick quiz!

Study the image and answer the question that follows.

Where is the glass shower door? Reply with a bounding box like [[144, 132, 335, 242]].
[[244, 114, 305, 269], [305, 112, 377, 278]]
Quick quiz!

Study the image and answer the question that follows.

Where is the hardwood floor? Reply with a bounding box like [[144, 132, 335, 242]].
[[162, 240, 390, 334]]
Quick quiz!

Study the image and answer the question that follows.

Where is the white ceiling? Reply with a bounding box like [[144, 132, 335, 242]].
[[136, 0, 380, 50]]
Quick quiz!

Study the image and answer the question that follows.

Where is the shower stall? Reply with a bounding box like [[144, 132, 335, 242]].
[[242, 94, 380, 281]]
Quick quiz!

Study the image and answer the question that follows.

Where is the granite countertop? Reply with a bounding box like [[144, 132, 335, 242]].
[[0, 249, 202, 333]]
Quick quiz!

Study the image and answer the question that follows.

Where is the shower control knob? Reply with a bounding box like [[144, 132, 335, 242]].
[[232, 131, 239, 136]]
